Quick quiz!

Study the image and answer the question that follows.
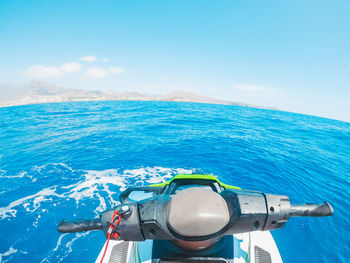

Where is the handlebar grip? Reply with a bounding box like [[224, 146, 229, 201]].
[[290, 202, 333, 217], [58, 218, 102, 233]]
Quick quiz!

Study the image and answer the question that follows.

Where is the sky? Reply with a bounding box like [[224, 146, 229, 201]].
[[0, 0, 349, 122]]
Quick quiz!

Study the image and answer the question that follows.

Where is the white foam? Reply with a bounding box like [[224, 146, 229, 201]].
[[1, 164, 198, 261], [40, 232, 88, 263], [53, 234, 66, 252], [0, 165, 195, 219], [61, 232, 88, 262], [0, 246, 17, 262], [0, 170, 29, 179], [123, 166, 194, 185], [0, 187, 63, 219], [0, 246, 27, 262], [31, 162, 73, 173], [61, 165, 194, 214], [62, 168, 125, 213]]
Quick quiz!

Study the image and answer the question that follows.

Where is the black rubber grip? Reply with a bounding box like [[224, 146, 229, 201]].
[[58, 218, 102, 233], [290, 202, 334, 217]]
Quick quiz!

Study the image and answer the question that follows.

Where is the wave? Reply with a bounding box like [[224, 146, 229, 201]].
[[0, 163, 195, 262]]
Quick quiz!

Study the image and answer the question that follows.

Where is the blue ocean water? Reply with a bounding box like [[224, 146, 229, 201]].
[[0, 101, 349, 262]]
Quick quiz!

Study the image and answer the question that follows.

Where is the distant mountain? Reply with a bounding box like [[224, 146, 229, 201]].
[[0, 80, 278, 110]]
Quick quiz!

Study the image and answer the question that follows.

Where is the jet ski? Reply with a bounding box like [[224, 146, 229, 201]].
[[57, 174, 334, 263]]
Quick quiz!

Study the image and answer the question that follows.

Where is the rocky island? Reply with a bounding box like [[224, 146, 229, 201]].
[[0, 81, 277, 110]]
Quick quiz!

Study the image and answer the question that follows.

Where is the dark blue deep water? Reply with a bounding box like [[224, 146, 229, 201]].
[[0, 101, 349, 262]]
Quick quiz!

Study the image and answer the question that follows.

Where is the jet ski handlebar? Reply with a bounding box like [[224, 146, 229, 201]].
[[57, 188, 333, 242], [290, 202, 333, 217], [58, 218, 102, 233]]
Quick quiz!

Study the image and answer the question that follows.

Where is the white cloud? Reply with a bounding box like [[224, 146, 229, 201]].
[[102, 58, 109, 62], [226, 84, 285, 107], [84, 67, 108, 78], [109, 67, 124, 75], [60, 62, 82, 73], [233, 84, 276, 93], [26, 65, 62, 78], [25, 62, 82, 78], [80, 55, 97, 62], [24, 58, 122, 80]]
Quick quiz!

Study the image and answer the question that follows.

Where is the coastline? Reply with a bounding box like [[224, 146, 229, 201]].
[[0, 81, 278, 110], [0, 97, 278, 111]]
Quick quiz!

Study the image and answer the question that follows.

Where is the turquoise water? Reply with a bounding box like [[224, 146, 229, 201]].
[[0, 101, 349, 262]]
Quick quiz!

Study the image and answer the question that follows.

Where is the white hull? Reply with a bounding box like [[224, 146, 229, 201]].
[[96, 231, 282, 263]]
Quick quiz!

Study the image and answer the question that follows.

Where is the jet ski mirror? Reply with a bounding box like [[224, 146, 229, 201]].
[[119, 186, 163, 203]]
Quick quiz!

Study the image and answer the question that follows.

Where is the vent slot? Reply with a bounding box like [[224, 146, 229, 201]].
[[255, 245, 272, 263], [108, 242, 129, 263]]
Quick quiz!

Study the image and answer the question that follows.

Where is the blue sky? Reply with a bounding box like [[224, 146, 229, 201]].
[[0, 0, 349, 122]]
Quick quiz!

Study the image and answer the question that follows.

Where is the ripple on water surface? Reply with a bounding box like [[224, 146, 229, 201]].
[[0, 101, 349, 263]]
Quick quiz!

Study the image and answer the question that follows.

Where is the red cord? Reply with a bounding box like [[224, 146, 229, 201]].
[[100, 210, 120, 263]]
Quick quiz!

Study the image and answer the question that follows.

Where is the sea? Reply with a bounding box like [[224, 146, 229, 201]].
[[0, 101, 349, 263]]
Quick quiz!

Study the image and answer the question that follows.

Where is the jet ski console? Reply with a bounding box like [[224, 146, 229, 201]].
[[58, 183, 333, 249]]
